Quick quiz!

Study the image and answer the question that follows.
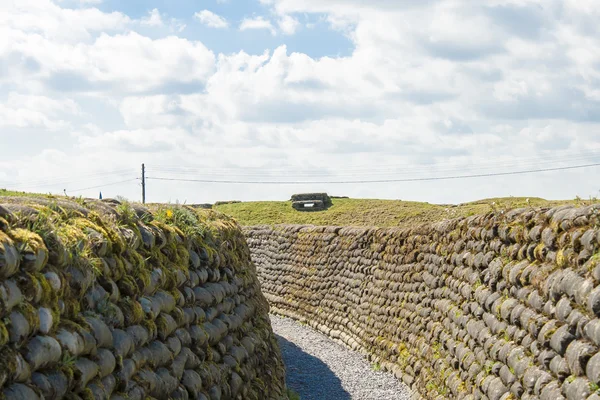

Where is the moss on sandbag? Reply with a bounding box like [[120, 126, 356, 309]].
[[0, 196, 287, 399], [246, 205, 600, 399]]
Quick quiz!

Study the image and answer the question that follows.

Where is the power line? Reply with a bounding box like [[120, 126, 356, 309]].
[[152, 150, 600, 172], [146, 162, 600, 185], [147, 155, 599, 178], [147, 150, 600, 178], [1, 169, 138, 190], [69, 178, 138, 193]]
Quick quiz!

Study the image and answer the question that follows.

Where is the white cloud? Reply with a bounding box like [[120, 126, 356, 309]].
[[239, 16, 277, 35], [2, 0, 600, 203], [0, 92, 82, 130], [278, 14, 300, 35], [8, 92, 81, 116], [1, 27, 215, 93], [194, 10, 229, 28], [57, 0, 103, 4], [141, 8, 164, 27], [0, 0, 131, 43]]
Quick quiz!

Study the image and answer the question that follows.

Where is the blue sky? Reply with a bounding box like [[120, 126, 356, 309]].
[[95, 0, 353, 58], [1, 0, 599, 203]]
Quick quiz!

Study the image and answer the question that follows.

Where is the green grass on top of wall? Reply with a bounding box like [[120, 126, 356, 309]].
[[0, 188, 50, 197], [2, 189, 597, 228], [213, 196, 600, 227]]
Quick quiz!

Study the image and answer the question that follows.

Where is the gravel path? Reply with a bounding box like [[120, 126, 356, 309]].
[[270, 315, 413, 400]]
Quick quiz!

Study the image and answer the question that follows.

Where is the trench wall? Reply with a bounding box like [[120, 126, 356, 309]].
[[0, 197, 286, 400], [245, 205, 600, 400]]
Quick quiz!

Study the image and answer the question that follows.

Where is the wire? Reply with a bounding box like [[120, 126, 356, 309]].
[[0, 169, 138, 190], [146, 150, 600, 178], [69, 179, 138, 193], [147, 155, 599, 178], [146, 162, 600, 185]]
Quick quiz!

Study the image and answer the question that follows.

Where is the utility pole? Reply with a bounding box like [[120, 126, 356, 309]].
[[141, 163, 146, 204]]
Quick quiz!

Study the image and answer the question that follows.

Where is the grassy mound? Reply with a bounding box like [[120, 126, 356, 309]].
[[214, 197, 599, 227]]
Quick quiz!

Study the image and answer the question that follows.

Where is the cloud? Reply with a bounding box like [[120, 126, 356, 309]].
[[2, 28, 215, 93], [194, 10, 229, 28], [0, 92, 82, 130], [2, 0, 600, 203], [0, 0, 131, 43], [239, 16, 277, 35], [277, 15, 300, 35], [141, 8, 163, 27], [56, 0, 103, 4]]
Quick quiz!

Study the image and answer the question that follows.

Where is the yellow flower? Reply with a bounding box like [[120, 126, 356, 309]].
[[166, 209, 174, 219]]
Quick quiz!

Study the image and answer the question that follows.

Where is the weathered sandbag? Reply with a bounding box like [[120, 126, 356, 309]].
[[86, 316, 113, 348], [2, 383, 42, 399], [174, 328, 192, 347], [73, 357, 99, 391], [145, 269, 165, 296], [8, 310, 33, 344], [140, 297, 161, 319], [102, 374, 117, 397], [146, 340, 172, 368], [38, 308, 54, 334], [0, 233, 19, 279], [44, 370, 69, 399], [116, 358, 137, 384], [138, 224, 156, 249], [126, 383, 146, 400], [229, 371, 244, 397], [9, 229, 48, 273], [24, 336, 62, 370], [189, 250, 201, 269], [0, 199, 286, 399], [166, 335, 182, 356], [196, 268, 209, 284], [154, 368, 179, 397], [181, 369, 203, 393], [193, 287, 214, 307], [56, 329, 85, 356], [96, 348, 117, 377], [112, 329, 134, 358], [0, 280, 23, 316], [43, 271, 62, 292], [208, 384, 222, 400], [30, 372, 53, 398], [88, 380, 110, 400], [170, 385, 191, 400], [12, 351, 32, 382], [136, 369, 160, 394], [156, 313, 178, 340], [171, 351, 188, 380], [204, 283, 226, 304], [189, 325, 208, 346], [127, 324, 150, 348]]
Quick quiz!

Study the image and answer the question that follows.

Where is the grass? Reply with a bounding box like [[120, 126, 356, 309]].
[[286, 388, 301, 400], [0, 188, 56, 197], [3, 190, 597, 228], [213, 196, 599, 227]]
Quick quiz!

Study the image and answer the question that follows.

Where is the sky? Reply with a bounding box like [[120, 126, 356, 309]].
[[1, 0, 600, 204]]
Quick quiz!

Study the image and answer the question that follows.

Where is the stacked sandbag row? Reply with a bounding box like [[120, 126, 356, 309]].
[[245, 205, 600, 400], [0, 196, 286, 399]]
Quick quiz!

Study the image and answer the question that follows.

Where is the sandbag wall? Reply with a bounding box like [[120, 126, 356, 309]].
[[245, 205, 600, 400], [0, 197, 286, 399]]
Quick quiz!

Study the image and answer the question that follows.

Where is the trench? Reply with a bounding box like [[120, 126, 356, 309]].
[[270, 315, 413, 400]]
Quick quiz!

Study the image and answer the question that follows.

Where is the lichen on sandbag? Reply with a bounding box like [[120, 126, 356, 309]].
[[0, 195, 287, 400], [246, 205, 600, 399]]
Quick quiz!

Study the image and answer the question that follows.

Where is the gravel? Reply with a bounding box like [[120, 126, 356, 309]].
[[270, 315, 413, 400]]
